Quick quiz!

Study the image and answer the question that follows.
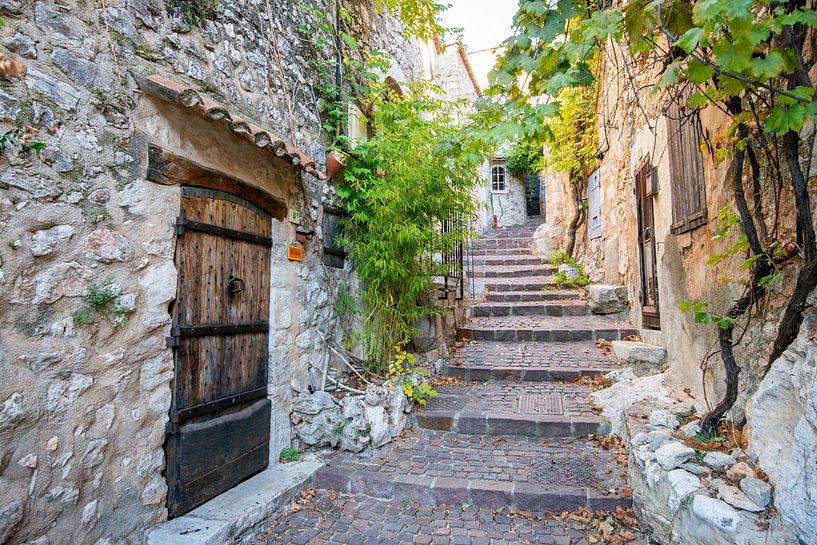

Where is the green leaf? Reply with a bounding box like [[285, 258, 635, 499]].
[[750, 51, 786, 79], [676, 27, 704, 53], [656, 61, 681, 90], [685, 59, 715, 85]]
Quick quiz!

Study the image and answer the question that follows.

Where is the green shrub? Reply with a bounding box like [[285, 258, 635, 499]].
[[279, 447, 301, 463]]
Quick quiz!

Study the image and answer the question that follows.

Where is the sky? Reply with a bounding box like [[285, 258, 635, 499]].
[[440, 0, 518, 52]]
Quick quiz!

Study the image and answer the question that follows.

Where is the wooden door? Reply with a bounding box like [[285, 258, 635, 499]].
[[165, 186, 272, 517], [524, 173, 541, 217], [635, 162, 661, 329]]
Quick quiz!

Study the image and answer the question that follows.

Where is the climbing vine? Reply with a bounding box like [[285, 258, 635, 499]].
[[504, 139, 543, 175], [299, 2, 488, 371], [477, 0, 817, 433]]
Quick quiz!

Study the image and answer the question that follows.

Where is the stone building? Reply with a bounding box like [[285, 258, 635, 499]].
[[536, 40, 817, 541], [0, 1, 428, 543]]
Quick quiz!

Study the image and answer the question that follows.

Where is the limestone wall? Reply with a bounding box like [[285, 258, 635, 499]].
[[557, 41, 804, 423], [0, 1, 421, 543]]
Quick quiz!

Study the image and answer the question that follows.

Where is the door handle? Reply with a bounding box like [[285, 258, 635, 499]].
[[228, 276, 245, 295]]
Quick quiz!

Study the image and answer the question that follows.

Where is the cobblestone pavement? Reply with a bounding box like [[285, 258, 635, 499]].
[[256, 225, 643, 545], [463, 316, 635, 331], [256, 491, 647, 545], [449, 341, 617, 370], [317, 429, 628, 490], [425, 382, 599, 418]]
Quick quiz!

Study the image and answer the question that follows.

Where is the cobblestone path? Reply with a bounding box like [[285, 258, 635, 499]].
[[258, 221, 644, 544]]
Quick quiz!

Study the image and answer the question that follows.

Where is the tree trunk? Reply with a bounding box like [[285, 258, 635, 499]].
[[564, 175, 585, 258]]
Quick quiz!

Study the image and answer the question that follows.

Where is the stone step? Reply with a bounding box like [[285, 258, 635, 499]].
[[314, 430, 631, 512], [476, 237, 532, 249], [483, 277, 565, 291], [471, 248, 533, 256], [415, 381, 610, 438], [472, 265, 557, 278], [458, 315, 638, 342], [471, 301, 590, 318], [445, 340, 618, 381], [479, 226, 542, 239], [484, 290, 581, 302], [472, 255, 550, 266]]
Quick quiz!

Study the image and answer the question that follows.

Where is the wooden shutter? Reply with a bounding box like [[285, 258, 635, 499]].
[[666, 97, 708, 234], [587, 169, 602, 240], [323, 205, 347, 269]]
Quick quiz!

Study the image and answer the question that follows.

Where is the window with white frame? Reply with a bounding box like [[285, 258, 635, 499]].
[[491, 164, 506, 193]]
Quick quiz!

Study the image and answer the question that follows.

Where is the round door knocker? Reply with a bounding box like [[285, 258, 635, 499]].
[[227, 275, 245, 295]]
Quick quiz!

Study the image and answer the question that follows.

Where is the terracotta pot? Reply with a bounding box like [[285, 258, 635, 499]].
[[326, 149, 350, 178]]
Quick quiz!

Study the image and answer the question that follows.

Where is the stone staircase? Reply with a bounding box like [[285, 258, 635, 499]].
[[314, 221, 635, 515]]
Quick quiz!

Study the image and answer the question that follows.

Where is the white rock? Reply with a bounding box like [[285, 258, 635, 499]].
[[45, 436, 59, 450], [587, 284, 629, 314], [612, 341, 667, 376], [692, 495, 742, 532], [679, 420, 701, 437], [719, 483, 765, 512], [679, 462, 708, 476], [747, 309, 817, 543], [0, 500, 23, 543], [649, 409, 679, 429], [655, 441, 695, 470], [667, 469, 702, 510], [141, 474, 167, 505], [702, 451, 737, 471], [740, 477, 772, 508], [30, 225, 74, 256], [0, 392, 25, 430], [18, 454, 37, 468], [81, 499, 99, 527], [529, 223, 563, 256], [726, 462, 755, 482], [647, 430, 673, 452], [81, 438, 107, 469], [364, 405, 391, 448], [85, 228, 134, 262], [590, 373, 672, 436], [604, 367, 636, 383]]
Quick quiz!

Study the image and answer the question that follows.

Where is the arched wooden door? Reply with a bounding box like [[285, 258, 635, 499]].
[[165, 186, 272, 517]]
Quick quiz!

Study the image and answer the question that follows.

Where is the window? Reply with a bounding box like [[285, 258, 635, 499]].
[[666, 96, 707, 234], [322, 206, 347, 269], [491, 164, 506, 193]]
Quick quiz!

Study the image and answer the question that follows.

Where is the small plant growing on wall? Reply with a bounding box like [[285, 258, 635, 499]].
[[72, 277, 130, 326], [388, 346, 437, 407], [549, 250, 590, 289], [279, 447, 301, 463]]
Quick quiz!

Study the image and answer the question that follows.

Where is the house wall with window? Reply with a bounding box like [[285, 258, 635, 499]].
[[561, 42, 803, 424]]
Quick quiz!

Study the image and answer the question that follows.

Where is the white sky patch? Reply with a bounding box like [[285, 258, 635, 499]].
[[440, 0, 517, 52], [440, 0, 518, 90]]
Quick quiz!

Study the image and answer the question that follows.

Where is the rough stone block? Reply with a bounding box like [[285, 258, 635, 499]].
[[432, 478, 470, 506], [612, 341, 667, 376], [392, 475, 435, 505], [692, 495, 742, 532], [587, 285, 629, 314], [468, 480, 512, 509], [740, 477, 772, 508], [655, 441, 695, 470]]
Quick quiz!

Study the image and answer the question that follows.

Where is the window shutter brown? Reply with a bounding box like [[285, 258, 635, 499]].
[[667, 95, 708, 235]]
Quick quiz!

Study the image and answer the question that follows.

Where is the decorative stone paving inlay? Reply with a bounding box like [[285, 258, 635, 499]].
[[516, 393, 564, 415]]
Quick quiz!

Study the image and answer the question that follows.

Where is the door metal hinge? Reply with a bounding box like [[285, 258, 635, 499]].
[[165, 336, 180, 348], [175, 217, 186, 236], [165, 420, 180, 435]]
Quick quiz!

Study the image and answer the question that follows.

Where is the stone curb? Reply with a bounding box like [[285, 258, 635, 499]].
[[445, 365, 613, 382], [415, 410, 611, 438], [458, 327, 639, 342], [483, 280, 566, 292], [472, 266, 558, 278], [314, 466, 632, 512], [471, 249, 533, 256], [484, 291, 580, 302], [471, 302, 590, 318], [473, 257, 550, 266]]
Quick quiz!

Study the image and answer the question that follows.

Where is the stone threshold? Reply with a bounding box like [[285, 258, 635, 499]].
[[471, 301, 590, 317], [445, 364, 613, 382], [459, 326, 638, 342], [146, 462, 321, 545], [484, 290, 582, 302], [314, 466, 631, 512], [416, 410, 610, 438]]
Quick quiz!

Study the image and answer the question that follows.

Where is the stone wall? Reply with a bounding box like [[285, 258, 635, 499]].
[[0, 1, 422, 543], [544, 40, 805, 422], [538, 39, 817, 545]]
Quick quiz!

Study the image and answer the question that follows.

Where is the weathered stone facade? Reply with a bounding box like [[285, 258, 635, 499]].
[[0, 1, 423, 543], [539, 39, 817, 545]]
